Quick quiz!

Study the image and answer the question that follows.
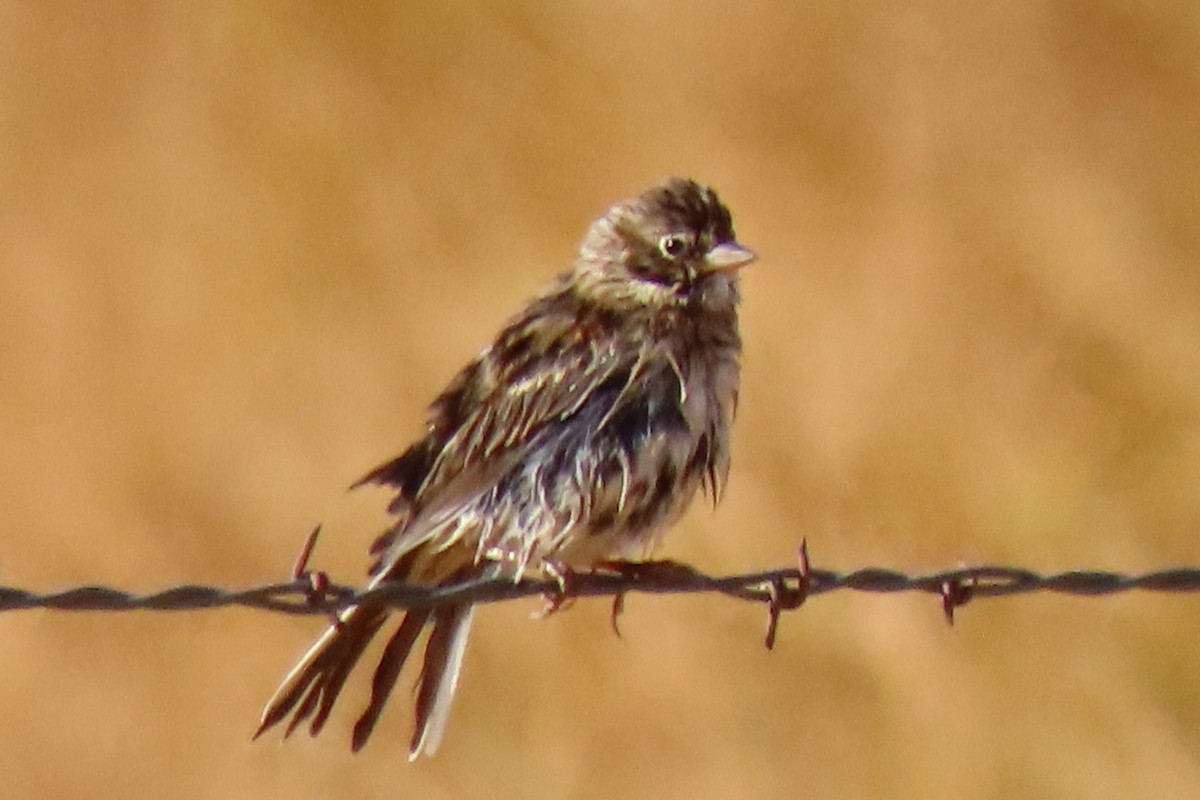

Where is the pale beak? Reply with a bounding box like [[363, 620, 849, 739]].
[[703, 241, 757, 274]]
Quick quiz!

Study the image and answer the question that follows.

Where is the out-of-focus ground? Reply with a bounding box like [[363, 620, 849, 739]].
[[2, 3, 1200, 798]]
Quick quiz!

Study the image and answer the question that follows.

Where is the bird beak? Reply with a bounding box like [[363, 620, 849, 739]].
[[703, 241, 757, 274]]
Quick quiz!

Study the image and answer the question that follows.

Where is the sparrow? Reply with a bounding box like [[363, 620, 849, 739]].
[[254, 177, 755, 758]]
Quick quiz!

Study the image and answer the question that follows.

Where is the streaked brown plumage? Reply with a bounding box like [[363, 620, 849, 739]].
[[254, 177, 754, 758]]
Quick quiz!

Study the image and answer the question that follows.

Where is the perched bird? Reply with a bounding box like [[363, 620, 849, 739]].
[[254, 177, 755, 758]]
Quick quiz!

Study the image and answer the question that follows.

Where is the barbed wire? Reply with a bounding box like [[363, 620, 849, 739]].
[[4, 540, 1199, 648]]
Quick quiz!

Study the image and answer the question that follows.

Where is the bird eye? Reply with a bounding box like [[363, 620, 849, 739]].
[[659, 234, 688, 259]]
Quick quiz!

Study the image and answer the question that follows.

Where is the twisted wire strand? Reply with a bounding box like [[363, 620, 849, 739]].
[[3, 563, 1200, 616]]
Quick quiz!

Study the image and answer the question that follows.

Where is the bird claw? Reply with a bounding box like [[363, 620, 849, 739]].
[[594, 558, 700, 582], [941, 577, 974, 626], [534, 559, 701, 636], [534, 561, 578, 619], [610, 592, 626, 639], [593, 559, 699, 639]]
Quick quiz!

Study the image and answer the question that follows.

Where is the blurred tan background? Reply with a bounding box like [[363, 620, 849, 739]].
[[2, 2, 1200, 798]]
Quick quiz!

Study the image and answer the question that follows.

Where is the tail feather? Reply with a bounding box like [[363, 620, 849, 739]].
[[351, 609, 432, 751], [409, 604, 475, 759], [254, 605, 387, 740], [256, 555, 481, 755], [297, 610, 388, 736]]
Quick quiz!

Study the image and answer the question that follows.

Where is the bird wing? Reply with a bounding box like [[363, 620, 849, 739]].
[[355, 290, 638, 577]]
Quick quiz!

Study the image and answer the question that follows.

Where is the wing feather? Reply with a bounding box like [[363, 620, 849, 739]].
[[356, 289, 636, 577]]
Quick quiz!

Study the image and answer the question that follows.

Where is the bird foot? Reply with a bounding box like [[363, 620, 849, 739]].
[[593, 559, 703, 636], [593, 558, 701, 582], [533, 559, 702, 634], [534, 560, 579, 619]]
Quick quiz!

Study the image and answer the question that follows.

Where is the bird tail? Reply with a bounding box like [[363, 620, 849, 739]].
[[253, 602, 394, 742], [357, 602, 476, 758], [254, 572, 477, 757]]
